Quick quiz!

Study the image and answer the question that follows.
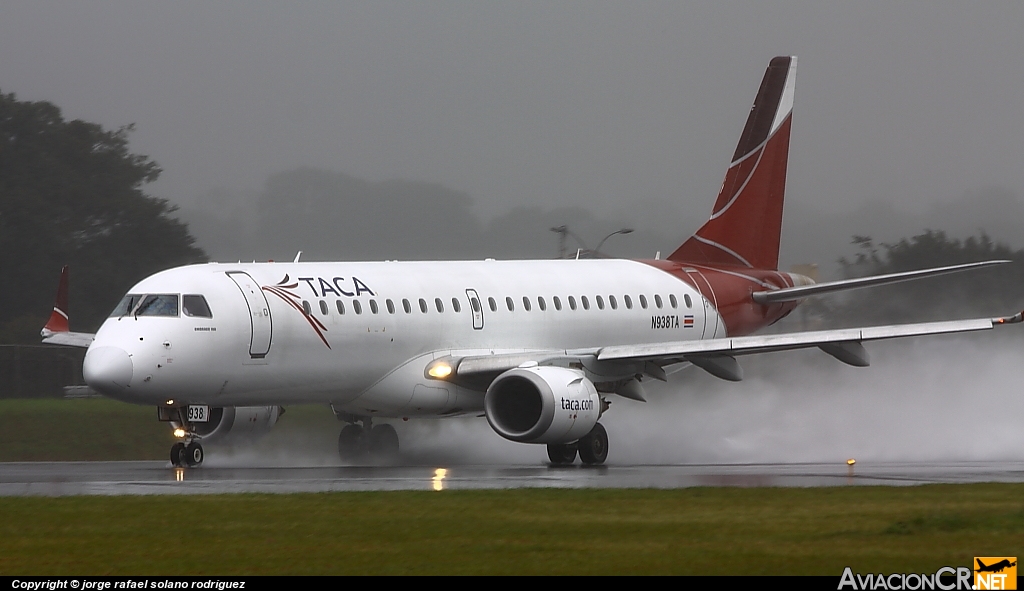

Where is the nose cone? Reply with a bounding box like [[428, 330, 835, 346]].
[[84, 346, 134, 395]]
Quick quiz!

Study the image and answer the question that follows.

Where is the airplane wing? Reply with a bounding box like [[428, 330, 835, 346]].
[[441, 311, 1023, 388], [39, 265, 95, 348], [41, 330, 95, 348], [596, 312, 1023, 381]]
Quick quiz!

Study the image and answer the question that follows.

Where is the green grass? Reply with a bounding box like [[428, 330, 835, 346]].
[[1, 399, 1021, 574], [0, 485, 1021, 575], [0, 398, 339, 461]]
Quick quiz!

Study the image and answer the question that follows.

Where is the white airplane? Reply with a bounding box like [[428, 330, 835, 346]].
[[41, 56, 1021, 468]]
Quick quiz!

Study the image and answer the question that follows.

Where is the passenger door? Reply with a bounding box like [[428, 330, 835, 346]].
[[226, 271, 273, 358]]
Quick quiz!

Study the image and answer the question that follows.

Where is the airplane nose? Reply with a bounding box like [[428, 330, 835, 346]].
[[83, 346, 134, 395]]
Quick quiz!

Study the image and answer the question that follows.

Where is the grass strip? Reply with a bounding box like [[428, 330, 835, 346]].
[[0, 484, 1022, 575]]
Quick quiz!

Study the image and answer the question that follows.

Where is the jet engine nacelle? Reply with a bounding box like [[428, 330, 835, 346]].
[[173, 406, 282, 442], [484, 366, 600, 444]]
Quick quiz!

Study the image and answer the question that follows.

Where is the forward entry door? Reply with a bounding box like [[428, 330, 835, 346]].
[[227, 271, 273, 358]]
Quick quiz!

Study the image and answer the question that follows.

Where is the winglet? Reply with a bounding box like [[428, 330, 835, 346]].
[[993, 310, 1024, 325], [42, 265, 71, 335], [40, 265, 96, 348]]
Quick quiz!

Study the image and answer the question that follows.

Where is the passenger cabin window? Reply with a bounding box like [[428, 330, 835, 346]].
[[581, 296, 590, 310], [538, 297, 546, 311], [386, 299, 396, 314], [110, 294, 143, 317], [568, 296, 577, 310], [596, 295, 605, 310], [319, 300, 329, 316], [353, 300, 363, 315], [452, 298, 461, 313], [553, 296, 562, 311], [684, 294, 693, 308], [182, 295, 213, 318], [403, 299, 412, 314], [419, 298, 428, 313], [639, 295, 648, 309], [136, 294, 179, 317], [522, 296, 532, 312], [336, 300, 346, 315], [506, 297, 514, 311], [670, 294, 678, 309], [435, 298, 444, 313], [302, 300, 312, 316], [655, 294, 664, 309], [624, 295, 633, 309], [369, 300, 379, 314], [471, 298, 481, 313], [488, 297, 497, 312], [609, 295, 618, 310]]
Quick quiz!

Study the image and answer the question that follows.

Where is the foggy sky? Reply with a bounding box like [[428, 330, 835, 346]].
[[3, 2, 1024, 241]]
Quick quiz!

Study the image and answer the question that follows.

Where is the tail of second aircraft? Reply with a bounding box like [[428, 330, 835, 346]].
[[668, 56, 796, 271]]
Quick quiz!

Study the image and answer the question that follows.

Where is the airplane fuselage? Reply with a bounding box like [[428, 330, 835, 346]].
[[85, 258, 802, 416]]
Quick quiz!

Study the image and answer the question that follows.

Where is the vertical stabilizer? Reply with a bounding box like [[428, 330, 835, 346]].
[[668, 56, 796, 270]]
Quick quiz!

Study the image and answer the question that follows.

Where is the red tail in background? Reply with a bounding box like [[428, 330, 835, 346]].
[[669, 56, 796, 271]]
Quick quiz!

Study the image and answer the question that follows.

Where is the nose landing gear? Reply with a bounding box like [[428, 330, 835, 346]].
[[170, 438, 204, 467]]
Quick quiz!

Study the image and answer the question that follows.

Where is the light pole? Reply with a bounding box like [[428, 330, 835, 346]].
[[594, 228, 634, 255]]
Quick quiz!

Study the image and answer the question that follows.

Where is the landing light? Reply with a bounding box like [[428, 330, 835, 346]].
[[165, 399, 174, 406], [173, 428, 186, 438], [427, 362, 452, 379], [847, 458, 856, 466]]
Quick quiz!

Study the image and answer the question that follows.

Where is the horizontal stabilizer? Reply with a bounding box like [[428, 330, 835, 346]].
[[752, 260, 1010, 304]]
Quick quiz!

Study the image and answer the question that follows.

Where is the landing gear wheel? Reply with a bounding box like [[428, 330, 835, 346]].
[[369, 424, 400, 459], [547, 442, 578, 464], [170, 442, 186, 467], [338, 424, 364, 461], [578, 423, 608, 465], [184, 442, 204, 467]]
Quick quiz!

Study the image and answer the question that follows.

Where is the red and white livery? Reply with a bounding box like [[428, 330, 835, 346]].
[[44, 57, 1021, 467]]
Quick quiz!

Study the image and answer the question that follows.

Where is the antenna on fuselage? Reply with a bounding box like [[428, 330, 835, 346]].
[[293, 251, 303, 263]]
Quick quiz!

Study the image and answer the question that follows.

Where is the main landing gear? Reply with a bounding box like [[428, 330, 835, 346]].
[[546, 423, 608, 466], [170, 439, 204, 468], [336, 416, 400, 463]]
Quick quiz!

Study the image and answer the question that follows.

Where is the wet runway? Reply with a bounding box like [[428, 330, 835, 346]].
[[1, 460, 1022, 496]]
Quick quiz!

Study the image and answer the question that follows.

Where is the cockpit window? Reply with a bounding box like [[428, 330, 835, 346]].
[[135, 294, 179, 317], [109, 294, 143, 317], [183, 295, 213, 318]]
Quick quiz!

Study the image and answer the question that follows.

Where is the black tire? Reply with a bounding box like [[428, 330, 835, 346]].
[[369, 424, 400, 459], [338, 424, 364, 461], [184, 442, 204, 467], [578, 423, 608, 465], [547, 442, 578, 464], [170, 442, 186, 467]]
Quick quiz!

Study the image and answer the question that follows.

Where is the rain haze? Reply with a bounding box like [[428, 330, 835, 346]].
[[5, 2, 1024, 265], [4, 2, 1023, 464]]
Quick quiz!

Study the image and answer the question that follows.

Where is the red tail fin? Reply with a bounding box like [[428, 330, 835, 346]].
[[43, 265, 70, 333], [668, 56, 796, 270]]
